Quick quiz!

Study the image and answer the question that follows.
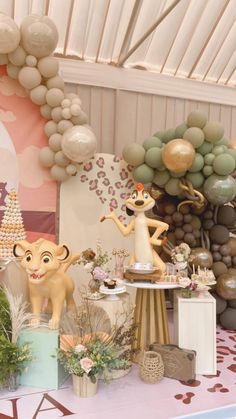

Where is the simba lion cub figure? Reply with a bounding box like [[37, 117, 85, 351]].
[[13, 239, 80, 330]]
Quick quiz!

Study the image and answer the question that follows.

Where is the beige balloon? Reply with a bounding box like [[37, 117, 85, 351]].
[[71, 110, 88, 125], [66, 163, 77, 176], [61, 99, 71, 108], [0, 53, 8, 64], [51, 106, 63, 122], [54, 151, 70, 167], [46, 88, 64, 107], [8, 45, 26, 66], [62, 108, 71, 119], [162, 139, 195, 173], [47, 75, 64, 90], [49, 133, 62, 152], [20, 15, 58, 58], [7, 63, 20, 79], [57, 120, 73, 134], [70, 104, 81, 116], [38, 56, 59, 78], [44, 120, 58, 137], [18, 66, 42, 89], [40, 104, 52, 120], [25, 55, 37, 67], [30, 85, 48, 105], [0, 13, 20, 53], [39, 147, 55, 168], [51, 165, 68, 182], [61, 125, 97, 163]]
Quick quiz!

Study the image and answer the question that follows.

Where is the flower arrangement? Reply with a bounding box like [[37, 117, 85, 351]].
[[112, 248, 129, 279], [0, 336, 32, 386], [171, 243, 191, 271], [58, 337, 130, 383]]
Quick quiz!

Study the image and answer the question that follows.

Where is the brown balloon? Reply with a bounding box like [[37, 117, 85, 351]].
[[228, 237, 236, 257], [190, 247, 213, 269], [216, 272, 236, 300], [162, 139, 195, 173]]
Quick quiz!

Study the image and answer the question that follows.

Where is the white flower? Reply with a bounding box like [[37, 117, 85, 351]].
[[178, 277, 191, 288], [175, 253, 184, 262], [84, 262, 94, 273], [74, 344, 87, 353]]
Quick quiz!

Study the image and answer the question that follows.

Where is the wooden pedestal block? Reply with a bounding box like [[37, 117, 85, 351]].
[[174, 291, 216, 375], [18, 327, 68, 389]]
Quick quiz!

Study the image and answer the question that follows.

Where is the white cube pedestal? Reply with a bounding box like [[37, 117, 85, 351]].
[[174, 290, 216, 375]]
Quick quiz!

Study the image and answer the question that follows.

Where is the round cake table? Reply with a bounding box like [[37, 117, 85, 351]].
[[124, 280, 179, 352]]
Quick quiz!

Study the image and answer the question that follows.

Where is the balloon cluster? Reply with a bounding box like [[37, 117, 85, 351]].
[[122, 110, 236, 206], [0, 13, 96, 182]]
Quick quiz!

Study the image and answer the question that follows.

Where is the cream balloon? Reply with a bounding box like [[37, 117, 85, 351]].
[[38, 56, 59, 78], [46, 88, 64, 107], [62, 126, 97, 163], [30, 85, 48, 105], [8, 45, 26, 66], [20, 15, 58, 58], [39, 147, 55, 168], [7, 63, 20, 79], [44, 120, 57, 137], [40, 104, 52, 120], [0, 53, 8, 64], [46, 75, 64, 90], [0, 13, 20, 53], [51, 165, 68, 182], [18, 66, 42, 89]]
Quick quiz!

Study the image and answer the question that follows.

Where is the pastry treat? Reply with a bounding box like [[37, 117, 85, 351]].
[[107, 280, 116, 289]]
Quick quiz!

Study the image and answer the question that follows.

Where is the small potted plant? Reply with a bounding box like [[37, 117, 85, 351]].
[[58, 337, 130, 397]]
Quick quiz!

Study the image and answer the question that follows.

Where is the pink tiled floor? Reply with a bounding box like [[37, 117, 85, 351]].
[[0, 326, 236, 419]]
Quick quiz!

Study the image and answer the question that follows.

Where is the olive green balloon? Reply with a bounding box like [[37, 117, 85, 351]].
[[212, 145, 225, 156], [122, 143, 145, 166], [217, 137, 229, 146], [187, 110, 207, 128], [162, 128, 176, 143], [188, 153, 204, 173], [197, 141, 213, 155], [143, 136, 162, 150], [170, 170, 186, 178], [203, 165, 213, 177], [153, 170, 170, 187], [204, 153, 215, 165], [145, 147, 163, 168], [226, 148, 236, 162], [133, 164, 154, 184], [213, 153, 235, 175], [204, 174, 236, 205], [165, 178, 182, 196], [186, 172, 204, 188], [175, 123, 188, 138], [203, 122, 224, 144], [183, 127, 204, 148], [154, 131, 165, 141]]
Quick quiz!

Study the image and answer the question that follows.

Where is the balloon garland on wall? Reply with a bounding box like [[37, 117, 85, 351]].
[[0, 13, 96, 182], [122, 109, 236, 329]]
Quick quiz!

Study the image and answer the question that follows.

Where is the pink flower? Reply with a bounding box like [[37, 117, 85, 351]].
[[80, 357, 94, 374], [178, 277, 191, 288], [93, 267, 108, 281], [74, 344, 87, 353]]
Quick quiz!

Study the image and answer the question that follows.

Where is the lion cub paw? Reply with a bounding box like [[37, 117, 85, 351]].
[[49, 317, 60, 330]]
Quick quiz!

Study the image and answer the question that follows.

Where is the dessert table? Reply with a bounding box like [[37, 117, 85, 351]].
[[124, 280, 179, 352]]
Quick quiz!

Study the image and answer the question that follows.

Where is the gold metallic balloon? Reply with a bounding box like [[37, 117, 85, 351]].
[[162, 139, 195, 173], [216, 273, 236, 300], [190, 247, 213, 269]]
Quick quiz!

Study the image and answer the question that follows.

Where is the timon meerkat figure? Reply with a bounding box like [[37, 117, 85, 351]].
[[101, 183, 169, 273]]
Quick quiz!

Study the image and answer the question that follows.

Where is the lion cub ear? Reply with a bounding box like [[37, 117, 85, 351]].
[[13, 240, 30, 258], [56, 244, 71, 262]]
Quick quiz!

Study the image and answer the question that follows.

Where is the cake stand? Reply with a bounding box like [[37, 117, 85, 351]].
[[99, 284, 126, 301]]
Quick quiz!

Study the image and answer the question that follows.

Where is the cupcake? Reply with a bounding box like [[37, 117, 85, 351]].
[[107, 280, 116, 289]]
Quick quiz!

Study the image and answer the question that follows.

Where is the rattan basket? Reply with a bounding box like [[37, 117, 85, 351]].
[[139, 351, 164, 384]]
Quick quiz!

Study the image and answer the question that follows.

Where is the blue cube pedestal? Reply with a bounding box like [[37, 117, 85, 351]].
[[18, 327, 68, 389]]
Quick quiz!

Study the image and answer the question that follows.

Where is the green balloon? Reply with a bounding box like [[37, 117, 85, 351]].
[[186, 172, 204, 188], [122, 143, 145, 166], [203, 122, 224, 144], [170, 170, 186, 178], [204, 174, 236, 205], [203, 165, 214, 177], [187, 110, 207, 128], [197, 141, 213, 155], [143, 136, 163, 150], [165, 178, 182, 196], [175, 123, 188, 138], [204, 153, 215, 165], [212, 145, 226, 156], [216, 137, 229, 146], [153, 170, 170, 186], [213, 153, 236, 175], [226, 148, 236, 162], [183, 127, 204, 148], [188, 153, 204, 173], [133, 164, 154, 184], [162, 128, 176, 143], [145, 147, 163, 168], [154, 131, 165, 141]]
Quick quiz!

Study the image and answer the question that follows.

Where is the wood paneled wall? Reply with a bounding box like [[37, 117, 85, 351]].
[[65, 84, 236, 155]]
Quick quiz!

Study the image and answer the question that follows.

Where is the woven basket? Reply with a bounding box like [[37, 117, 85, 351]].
[[139, 351, 164, 384]]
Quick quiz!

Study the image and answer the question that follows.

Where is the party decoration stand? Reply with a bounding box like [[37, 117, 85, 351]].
[[19, 328, 68, 389]]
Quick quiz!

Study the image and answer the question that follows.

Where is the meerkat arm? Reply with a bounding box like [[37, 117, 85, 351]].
[[101, 211, 135, 236], [147, 218, 169, 246]]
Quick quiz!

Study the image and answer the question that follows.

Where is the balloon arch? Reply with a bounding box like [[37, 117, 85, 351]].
[[0, 13, 96, 182]]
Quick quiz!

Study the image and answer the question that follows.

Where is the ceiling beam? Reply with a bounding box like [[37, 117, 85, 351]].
[[59, 58, 236, 106]]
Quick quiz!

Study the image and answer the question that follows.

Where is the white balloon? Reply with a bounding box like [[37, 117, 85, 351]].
[[61, 125, 97, 163]]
